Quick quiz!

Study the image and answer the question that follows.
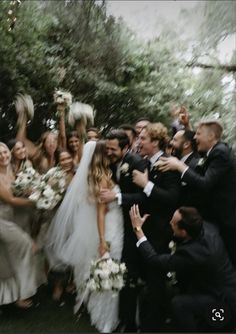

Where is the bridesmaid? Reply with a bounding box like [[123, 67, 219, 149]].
[[0, 142, 40, 308], [7, 139, 32, 176], [6, 139, 34, 234], [15, 94, 59, 174]]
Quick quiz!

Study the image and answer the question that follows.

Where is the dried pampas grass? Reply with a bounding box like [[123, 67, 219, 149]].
[[15, 93, 34, 127], [68, 102, 95, 128]]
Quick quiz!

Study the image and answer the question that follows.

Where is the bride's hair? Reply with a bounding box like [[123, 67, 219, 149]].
[[88, 140, 113, 202]]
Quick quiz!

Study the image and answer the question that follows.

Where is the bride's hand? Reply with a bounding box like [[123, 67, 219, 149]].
[[99, 241, 108, 257]]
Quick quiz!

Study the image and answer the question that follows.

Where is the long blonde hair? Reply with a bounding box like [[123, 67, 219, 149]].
[[88, 141, 113, 202]]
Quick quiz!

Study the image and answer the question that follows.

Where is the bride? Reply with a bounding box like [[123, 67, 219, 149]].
[[46, 140, 124, 332]]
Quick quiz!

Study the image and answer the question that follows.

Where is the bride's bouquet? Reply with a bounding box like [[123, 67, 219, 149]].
[[86, 253, 127, 293]]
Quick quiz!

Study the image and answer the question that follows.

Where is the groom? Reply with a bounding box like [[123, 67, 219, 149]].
[[100, 129, 147, 332]]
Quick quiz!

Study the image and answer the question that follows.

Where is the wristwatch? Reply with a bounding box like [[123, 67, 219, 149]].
[[133, 226, 142, 232]]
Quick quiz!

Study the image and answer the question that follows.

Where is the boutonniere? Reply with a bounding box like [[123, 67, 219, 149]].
[[168, 240, 176, 255], [120, 162, 130, 175], [167, 240, 178, 285], [197, 157, 207, 167]]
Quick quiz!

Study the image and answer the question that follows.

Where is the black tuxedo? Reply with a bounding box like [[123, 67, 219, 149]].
[[112, 152, 147, 331], [182, 142, 236, 266], [179, 151, 200, 207], [121, 152, 180, 331], [138, 222, 236, 331]]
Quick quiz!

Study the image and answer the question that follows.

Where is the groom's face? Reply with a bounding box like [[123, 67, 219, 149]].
[[106, 139, 125, 164]]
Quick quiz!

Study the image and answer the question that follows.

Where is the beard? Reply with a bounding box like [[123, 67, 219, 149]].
[[172, 147, 183, 159]]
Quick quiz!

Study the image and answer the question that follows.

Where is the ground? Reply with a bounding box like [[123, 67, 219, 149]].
[[0, 284, 96, 333]]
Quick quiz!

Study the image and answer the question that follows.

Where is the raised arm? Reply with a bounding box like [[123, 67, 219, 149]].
[[16, 111, 37, 159], [57, 104, 67, 150]]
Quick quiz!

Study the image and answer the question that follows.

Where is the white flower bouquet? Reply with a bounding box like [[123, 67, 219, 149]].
[[53, 89, 73, 107], [29, 166, 66, 210], [12, 167, 41, 197], [86, 253, 127, 293]]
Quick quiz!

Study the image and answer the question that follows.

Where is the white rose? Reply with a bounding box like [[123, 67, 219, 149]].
[[42, 186, 55, 198], [87, 279, 97, 291], [101, 279, 112, 290], [29, 191, 41, 202], [37, 198, 51, 210], [120, 163, 129, 174], [99, 269, 110, 280], [120, 263, 126, 273], [111, 263, 119, 274], [112, 277, 124, 290]]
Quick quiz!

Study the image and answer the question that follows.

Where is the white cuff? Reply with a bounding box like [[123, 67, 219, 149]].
[[181, 166, 189, 179], [136, 236, 147, 247], [115, 192, 122, 205], [143, 181, 154, 197]]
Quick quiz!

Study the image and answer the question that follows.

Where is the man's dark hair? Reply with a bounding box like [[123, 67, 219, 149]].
[[177, 207, 203, 239], [183, 130, 197, 152], [119, 124, 137, 137], [106, 129, 130, 149]]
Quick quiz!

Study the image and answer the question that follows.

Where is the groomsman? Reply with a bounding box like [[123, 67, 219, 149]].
[[106, 124, 180, 331], [159, 120, 236, 267], [130, 122, 180, 331], [171, 129, 200, 206], [100, 129, 147, 332]]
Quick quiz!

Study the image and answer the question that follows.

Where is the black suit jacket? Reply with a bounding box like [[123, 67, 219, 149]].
[[139, 222, 236, 306], [122, 153, 181, 252], [113, 152, 147, 236], [182, 142, 236, 227], [179, 152, 200, 207]]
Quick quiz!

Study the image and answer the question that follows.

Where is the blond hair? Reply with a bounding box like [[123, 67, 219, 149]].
[[198, 120, 223, 140], [145, 122, 169, 150]]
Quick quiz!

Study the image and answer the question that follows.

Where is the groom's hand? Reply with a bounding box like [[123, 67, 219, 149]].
[[132, 169, 148, 188], [99, 188, 116, 203]]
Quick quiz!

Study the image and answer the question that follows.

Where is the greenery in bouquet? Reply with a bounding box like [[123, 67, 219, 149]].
[[86, 255, 127, 293], [29, 166, 66, 210]]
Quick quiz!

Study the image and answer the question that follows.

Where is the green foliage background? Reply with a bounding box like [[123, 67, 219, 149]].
[[0, 0, 235, 147]]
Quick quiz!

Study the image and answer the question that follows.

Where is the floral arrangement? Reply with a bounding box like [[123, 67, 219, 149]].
[[86, 253, 126, 293], [167, 240, 177, 285], [196, 157, 207, 167], [12, 166, 66, 210], [29, 166, 66, 210], [53, 89, 73, 107], [12, 167, 41, 197], [120, 162, 129, 175]]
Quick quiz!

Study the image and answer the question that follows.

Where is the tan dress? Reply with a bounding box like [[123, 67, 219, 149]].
[[0, 200, 39, 305]]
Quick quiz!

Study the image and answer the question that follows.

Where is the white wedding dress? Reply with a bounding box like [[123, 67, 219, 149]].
[[46, 141, 124, 333]]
